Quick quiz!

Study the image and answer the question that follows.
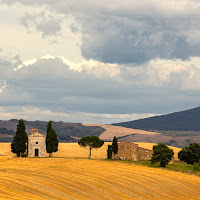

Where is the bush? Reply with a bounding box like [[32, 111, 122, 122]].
[[193, 162, 200, 171]]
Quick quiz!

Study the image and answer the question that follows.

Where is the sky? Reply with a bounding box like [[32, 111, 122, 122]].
[[1, 0, 200, 124]]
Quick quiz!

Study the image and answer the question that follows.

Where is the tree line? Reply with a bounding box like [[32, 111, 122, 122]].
[[11, 119, 58, 157]]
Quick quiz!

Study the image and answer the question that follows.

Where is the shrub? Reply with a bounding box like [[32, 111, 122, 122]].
[[193, 162, 200, 171]]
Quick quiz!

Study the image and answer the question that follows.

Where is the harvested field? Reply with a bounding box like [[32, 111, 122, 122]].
[[0, 156, 200, 200], [82, 123, 161, 141]]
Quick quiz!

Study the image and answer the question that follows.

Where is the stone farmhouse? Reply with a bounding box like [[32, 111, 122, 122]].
[[115, 140, 153, 161], [28, 129, 46, 157]]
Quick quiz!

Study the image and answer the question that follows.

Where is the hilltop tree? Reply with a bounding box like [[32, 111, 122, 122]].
[[46, 121, 59, 157], [78, 136, 104, 158], [11, 119, 28, 157], [178, 143, 200, 164], [112, 136, 118, 159], [151, 143, 174, 167]]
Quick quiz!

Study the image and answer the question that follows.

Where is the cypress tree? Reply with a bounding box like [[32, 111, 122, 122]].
[[112, 136, 118, 159], [46, 121, 58, 157], [107, 145, 113, 159], [11, 119, 28, 157]]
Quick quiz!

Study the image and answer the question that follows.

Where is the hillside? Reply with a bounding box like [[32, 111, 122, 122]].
[[0, 119, 162, 143], [112, 106, 200, 147], [0, 119, 105, 142], [83, 123, 161, 141], [113, 106, 200, 131], [2, 105, 200, 147]]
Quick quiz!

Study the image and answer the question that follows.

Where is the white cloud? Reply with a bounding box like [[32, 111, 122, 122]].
[[0, 106, 159, 124], [15, 55, 120, 78], [0, 81, 6, 93], [0, 3, 83, 62], [0, 55, 200, 118], [14, 58, 37, 71]]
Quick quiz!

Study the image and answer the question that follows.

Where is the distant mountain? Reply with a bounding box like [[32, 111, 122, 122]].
[[0, 119, 105, 142], [113, 106, 200, 131]]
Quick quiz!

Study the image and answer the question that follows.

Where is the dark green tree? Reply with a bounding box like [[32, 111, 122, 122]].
[[178, 143, 200, 164], [112, 136, 118, 159], [78, 136, 104, 158], [107, 145, 113, 159], [46, 121, 59, 157], [151, 143, 174, 167], [11, 119, 28, 157]]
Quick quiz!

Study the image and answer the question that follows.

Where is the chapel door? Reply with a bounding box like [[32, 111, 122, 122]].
[[35, 149, 39, 157]]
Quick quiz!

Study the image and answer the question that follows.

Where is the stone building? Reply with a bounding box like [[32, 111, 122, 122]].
[[114, 140, 153, 161], [28, 129, 46, 157]]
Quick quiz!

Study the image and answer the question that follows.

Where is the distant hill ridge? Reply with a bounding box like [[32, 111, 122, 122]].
[[0, 119, 105, 142], [113, 106, 200, 131]]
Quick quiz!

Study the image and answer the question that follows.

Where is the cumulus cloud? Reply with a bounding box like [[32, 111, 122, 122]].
[[0, 55, 200, 123], [2, 0, 200, 63], [1, 0, 200, 123]]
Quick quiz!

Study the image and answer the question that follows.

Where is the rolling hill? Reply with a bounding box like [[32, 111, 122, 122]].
[[2, 106, 200, 147], [83, 123, 161, 141], [112, 106, 200, 147], [113, 106, 200, 131], [0, 119, 161, 143], [0, 119, 105, 142]]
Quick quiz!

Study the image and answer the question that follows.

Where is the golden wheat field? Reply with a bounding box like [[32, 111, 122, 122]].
[[0, 143, 199, 200], [0, 142, 181, 159], [0, 156, 200, 200]]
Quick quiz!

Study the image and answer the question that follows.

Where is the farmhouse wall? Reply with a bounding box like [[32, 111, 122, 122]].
[[137, 147, 153, 161], [115, 141, 153, 161]]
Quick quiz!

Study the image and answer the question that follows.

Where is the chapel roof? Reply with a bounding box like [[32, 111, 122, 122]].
[[28, 128, 45, 137]]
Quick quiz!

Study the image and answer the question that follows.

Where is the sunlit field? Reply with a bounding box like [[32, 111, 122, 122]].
[[0, 156, 200, 200], [0, 142, 180, 159], [0, 143, 199, 199]]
